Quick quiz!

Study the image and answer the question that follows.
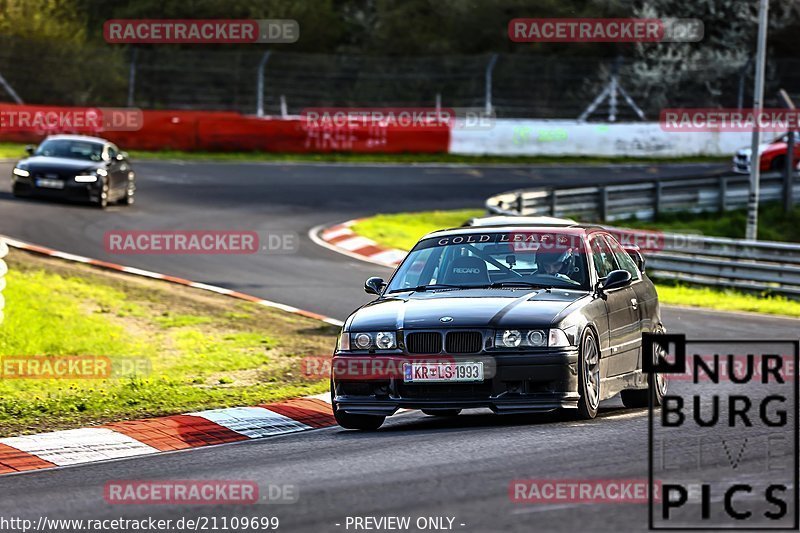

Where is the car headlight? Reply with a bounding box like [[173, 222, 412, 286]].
[[12, 167, 29, 177], [375, 331, 396, 349], [527, 330, 546, 347], [501, 329, 522, 347], [354, 333, 372, 350], [348, 331, 397, 351], [495, 327, 576, 349]]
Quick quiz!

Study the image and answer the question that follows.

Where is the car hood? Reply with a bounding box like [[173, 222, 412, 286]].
[[347, 289, 589, 331], [736, 142, 777, 158], [17, 156, 103, 173]]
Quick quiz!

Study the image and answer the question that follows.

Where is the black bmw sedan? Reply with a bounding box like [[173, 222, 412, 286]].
[[331, 224, 667, 430], [11, 134, 135, 208]]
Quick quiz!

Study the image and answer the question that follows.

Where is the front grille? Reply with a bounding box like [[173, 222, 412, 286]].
[[405, 332, 442, 354], [445, 331, 483, 354], [400, 383, 492, 399]]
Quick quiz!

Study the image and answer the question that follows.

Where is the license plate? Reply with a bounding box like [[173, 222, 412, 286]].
[[35, 178, 64, 189], [403, 361, 484, 383]]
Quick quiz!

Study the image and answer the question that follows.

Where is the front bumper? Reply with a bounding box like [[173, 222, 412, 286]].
[[332, 350, 580, 416], [12, 176, 100, 202]]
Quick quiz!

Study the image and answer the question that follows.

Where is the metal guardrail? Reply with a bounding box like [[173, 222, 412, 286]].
[[0, 238, 7, 324], [486, 173, 800, 298], [487, 172, 799, 222]]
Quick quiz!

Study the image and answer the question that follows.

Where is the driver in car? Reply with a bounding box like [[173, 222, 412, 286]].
[[536, 249, 576, 282]]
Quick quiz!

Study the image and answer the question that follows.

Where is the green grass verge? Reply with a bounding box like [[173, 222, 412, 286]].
[[352, 209, 800, 318], [616, 201, 800, 243], [352, 209, 484, 251], [0, 141, 728, 166], [0, 250, 337, 436]]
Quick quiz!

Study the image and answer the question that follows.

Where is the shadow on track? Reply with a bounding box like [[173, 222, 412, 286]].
[[332, 404, 639, 436]]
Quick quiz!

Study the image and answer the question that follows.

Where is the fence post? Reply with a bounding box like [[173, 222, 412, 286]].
[[785, 131, 795, 214], [653, 181, 662, 220], [598, 187, 608, 222], [126, 48, 137, 107], [549, 190, 557, 216], [737, 59, 752, 110], [280, 95, 288, 118], [484, 54, 498, 115], [256, 50, 272, 117]]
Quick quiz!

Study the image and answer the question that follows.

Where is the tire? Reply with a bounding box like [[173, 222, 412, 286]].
[[771, 155, 786, 172], [95, 177, 109, 209], [122, 182, 135, 205], [576, 328, 601, 419], [330, 382, 385, 430], [422, 409, 461, 417], [621, 327, 668, 408]]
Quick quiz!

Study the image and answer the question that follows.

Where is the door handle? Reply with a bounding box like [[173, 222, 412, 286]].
[[630, 298, 638, 309]]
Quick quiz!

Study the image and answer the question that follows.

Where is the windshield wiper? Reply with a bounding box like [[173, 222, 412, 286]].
[[390, 284, 464, 293], [487, 281, 548, 289]]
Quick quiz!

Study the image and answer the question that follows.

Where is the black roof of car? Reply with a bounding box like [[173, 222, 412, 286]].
[[421, 223, 607, 240]]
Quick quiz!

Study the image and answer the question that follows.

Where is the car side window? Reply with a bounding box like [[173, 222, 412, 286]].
[[603, 234, 641, 280], [589, 235, 617, 279], [106, 145, 118, 161]]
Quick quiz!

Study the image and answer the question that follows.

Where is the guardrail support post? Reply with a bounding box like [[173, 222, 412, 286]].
[[653, 181, 662, 220], [719, 176, 728, 212], [599, 187, 608, 222], [549, 190, 557, 216], [0, 239, 7, 325], [514, 193, 523, 214]]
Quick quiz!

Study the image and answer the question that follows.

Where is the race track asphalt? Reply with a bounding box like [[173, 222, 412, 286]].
[[0, 159, 796, 532]]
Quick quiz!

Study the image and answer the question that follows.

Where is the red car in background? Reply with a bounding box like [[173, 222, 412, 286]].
[[732, 132, 800, 173]]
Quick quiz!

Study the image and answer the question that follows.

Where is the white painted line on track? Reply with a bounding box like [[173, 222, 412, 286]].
[[0, 428, 159, 466], [188, 407, 311, 439]]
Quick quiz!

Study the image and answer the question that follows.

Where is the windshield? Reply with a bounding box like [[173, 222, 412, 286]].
[[34, 139, 104, 161], [387, 231, 590, 292]]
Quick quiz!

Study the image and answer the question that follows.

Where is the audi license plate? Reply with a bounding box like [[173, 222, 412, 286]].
[[403, 361, 484, 383], [35, 178, 64, 189]]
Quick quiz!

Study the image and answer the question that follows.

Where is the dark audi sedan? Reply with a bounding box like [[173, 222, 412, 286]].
[[11, 134, 135, 208], [331, 224, 667, 430]]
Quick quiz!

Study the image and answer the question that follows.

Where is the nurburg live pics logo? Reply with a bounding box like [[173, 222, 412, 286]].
[[645, 334, 799, 530]]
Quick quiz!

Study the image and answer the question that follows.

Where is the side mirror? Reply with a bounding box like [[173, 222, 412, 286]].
[[117, 151, 128, 161], [364, 276, 385, 295], [626, 248, 646, 273], [599, 269, 632, 292], [25, 145, 35, 156]]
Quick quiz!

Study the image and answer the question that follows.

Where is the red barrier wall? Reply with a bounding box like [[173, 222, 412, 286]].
[[0, 104, 450, 153]]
